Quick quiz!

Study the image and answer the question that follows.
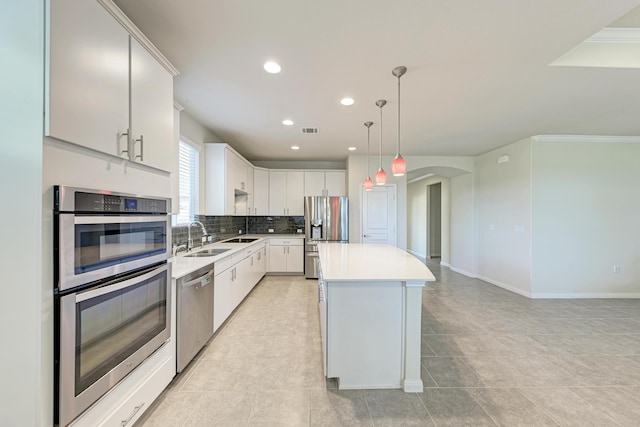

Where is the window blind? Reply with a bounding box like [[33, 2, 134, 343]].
[[177, 141, 199, 225]]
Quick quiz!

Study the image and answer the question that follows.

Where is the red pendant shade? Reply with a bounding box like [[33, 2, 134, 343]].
[[392, 154, 406, 176]]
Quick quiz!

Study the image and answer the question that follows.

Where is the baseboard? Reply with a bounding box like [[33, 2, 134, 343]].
[[402, 379, 424, 393], [531, 292, 640, 299], [476, 275, 532, 298], [440, 265, 640, 299], [449, 265, 477, 279]]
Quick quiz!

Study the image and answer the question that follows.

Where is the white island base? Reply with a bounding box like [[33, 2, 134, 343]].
[[317, 243, 435, 392]]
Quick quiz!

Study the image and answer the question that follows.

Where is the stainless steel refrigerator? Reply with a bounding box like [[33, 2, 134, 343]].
[[304, 196, 348, 278]]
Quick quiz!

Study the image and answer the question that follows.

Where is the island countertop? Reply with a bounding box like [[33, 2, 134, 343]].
[[317, 242, 435, 283]]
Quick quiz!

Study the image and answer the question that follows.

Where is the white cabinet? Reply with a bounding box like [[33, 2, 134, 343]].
[[205, 144, 252, 215], [304, 171, 325, 196], [325, 171, 347, 196], [269, 171, 304, 216], [46, 0, 129, 158], [303, 170, 346, 197], [46, 0, 176, 172], [213, 262, 235, 332], [213, 241, 267, 331], [253, 168, 269, 215], [246, 166, 254, 215], [268, 238, 304, 273], [129, 38, 174, 171]]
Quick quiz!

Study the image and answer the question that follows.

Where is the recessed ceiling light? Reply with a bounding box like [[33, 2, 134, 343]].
[[291, 145, 300, 150], [282, 119, 294, 126], [340, 97, 355, 106], [264, 61, 281, 74], [348, 147, 357, 151]]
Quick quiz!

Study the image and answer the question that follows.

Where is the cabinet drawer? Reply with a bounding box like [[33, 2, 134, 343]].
[[269, 238, 303, 246], [97, 355, 173, 427], [70, 346, 174, 427], [215, 255, 234, 272]]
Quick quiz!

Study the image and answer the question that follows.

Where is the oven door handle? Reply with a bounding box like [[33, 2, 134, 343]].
[[182, 270, 213, 288], [73, 215, 168, 225], [76, 264, 168, 302]]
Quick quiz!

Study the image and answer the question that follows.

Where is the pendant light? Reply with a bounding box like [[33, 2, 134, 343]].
[[391, 66, 407, 176], [375, 99, 387, 185], [363, 121, 374, 191]]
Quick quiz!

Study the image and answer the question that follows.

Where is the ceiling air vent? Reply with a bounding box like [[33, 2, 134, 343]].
[[301, 127, 319, 134]]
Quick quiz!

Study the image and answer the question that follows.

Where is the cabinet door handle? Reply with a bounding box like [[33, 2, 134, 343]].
[[118, 129, 130, 157], [134, 134, 144, 161], [284, 208, 286, 215], [121, 402, 145, 426], [255, 208, 257, 215]]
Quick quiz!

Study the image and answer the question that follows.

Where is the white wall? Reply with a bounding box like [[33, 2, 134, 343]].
[[475, 138, 532, 296], [347, 154, 474, 250], [179, 110, 222, 214], [407, 176, 450, 263], [450, 173, 474, 276], [0, 1, 46, 425], [531, 138, 640, 297], [407, 180, 427, 259]]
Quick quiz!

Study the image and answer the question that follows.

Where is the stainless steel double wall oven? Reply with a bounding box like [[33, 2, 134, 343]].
[[53, 186, 172, 426]]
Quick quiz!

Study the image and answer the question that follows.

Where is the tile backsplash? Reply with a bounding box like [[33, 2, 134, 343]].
[[172, 215, 304, 247]]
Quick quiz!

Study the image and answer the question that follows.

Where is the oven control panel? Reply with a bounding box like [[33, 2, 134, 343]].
[[54, 186, 170, 214], [75, 192, 168, 213]]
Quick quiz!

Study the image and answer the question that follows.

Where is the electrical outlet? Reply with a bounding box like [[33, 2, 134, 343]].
[[268, 229, 274, 233]]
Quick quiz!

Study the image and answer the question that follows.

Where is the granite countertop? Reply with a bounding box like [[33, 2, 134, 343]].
[[170, 233, 304, 279]]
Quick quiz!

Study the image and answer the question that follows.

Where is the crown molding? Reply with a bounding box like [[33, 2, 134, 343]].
[[586, 27, 640, 44], [98, 0, 179, 76], [532, 135, 640, 143]]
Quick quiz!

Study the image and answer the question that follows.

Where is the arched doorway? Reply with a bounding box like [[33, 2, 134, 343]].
[[406, 166, 473, 271]]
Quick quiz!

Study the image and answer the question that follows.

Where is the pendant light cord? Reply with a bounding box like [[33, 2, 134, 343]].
[[379, 104, 383, 168], [397, 76, 400, 153]]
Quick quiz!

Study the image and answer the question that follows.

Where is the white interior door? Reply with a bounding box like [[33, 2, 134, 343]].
[[362, 185, 397, 246]]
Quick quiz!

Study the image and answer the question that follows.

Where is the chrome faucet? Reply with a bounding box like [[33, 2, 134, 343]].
[[187, 221, 209, 251]]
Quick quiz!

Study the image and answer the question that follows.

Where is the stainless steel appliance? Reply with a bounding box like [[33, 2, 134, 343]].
[[53, 186, 171, 427], [177, 265, 215, 373], [304, 196, 348, 279]]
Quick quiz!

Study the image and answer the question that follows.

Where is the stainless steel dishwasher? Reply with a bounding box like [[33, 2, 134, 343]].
[[177, 264, 214, 372]]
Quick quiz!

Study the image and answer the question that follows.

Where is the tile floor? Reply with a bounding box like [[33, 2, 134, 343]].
[[136, 261, 640, 426]]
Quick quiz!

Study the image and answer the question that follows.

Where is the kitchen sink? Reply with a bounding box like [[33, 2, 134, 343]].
[[223, 237, 259, 243], [185, 248, 231, 257]]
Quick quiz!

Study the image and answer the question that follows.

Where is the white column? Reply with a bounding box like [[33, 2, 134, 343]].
[[402, 280, 425, 392]]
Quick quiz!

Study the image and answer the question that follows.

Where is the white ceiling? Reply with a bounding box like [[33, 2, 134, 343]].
[[114, 0, 640, 162]]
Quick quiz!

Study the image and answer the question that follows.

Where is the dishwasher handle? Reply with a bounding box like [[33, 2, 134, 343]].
[[181, 270, 213, 288]]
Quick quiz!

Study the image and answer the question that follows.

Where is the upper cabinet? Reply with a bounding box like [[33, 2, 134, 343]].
[[269, 171, 304, 216], [205, 144, 252, 215], [253, 168, 269, 216], [303, 171, 346, 196], [129, 38, 174, 171], [45, 0, 178, 172]]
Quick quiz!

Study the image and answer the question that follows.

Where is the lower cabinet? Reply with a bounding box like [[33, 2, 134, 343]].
[[268, 238, 304, 273], [213, 264, 235, 332], [213, 242, 266, 332], [70, 342, 174, 427]]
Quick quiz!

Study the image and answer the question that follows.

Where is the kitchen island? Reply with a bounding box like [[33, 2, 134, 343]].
[[317, 243, 435, 392]]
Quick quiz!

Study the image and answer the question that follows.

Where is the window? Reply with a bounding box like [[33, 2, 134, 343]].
[[177, 140, 199, 225]]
